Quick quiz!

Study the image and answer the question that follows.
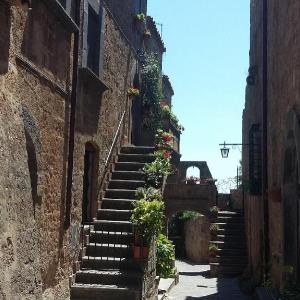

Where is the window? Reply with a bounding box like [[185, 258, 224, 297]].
[[87, 4, 100, 75], [82, 0, 105, 77]]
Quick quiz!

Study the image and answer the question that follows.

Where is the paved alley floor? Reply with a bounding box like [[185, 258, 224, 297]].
[[166, 260, 252, 300]]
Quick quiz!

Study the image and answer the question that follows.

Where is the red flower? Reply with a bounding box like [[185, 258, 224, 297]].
[[163, 151, 172, 158], [163, 134, 172, 142]]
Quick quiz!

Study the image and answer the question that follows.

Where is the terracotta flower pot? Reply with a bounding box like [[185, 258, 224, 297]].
[[133, 245, 149, 259]]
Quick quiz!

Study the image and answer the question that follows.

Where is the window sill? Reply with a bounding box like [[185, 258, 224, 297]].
[[79, 67, 110, 94], [42, 0, 79, 33]]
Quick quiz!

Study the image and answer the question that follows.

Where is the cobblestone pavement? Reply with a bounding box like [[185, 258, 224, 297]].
[[166, 260, 252, 300]]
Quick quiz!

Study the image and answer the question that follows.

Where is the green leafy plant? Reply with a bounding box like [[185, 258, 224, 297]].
[[141, 54, 162, 130], [161, 105, 184, 133], [209, 244, 219, 257], [143, 155, 172, 188], [128, 87, 140, 97], [210, 223, 219, 236], [130, 200, 165, 244], [210, 206, 219, 217], [135, 13, 145, 22], [179, 211, 200, 222], [156, 234, 175, 278], [135, 187, 162, 202]]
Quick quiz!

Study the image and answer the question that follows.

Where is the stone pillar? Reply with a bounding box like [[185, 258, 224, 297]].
[[184, 216, 210, 263]]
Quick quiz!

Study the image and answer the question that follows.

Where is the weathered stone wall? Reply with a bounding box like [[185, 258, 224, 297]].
[[0, 0, 76, 298], [267, 0, 300, 287], [242, 0, 265, 284], [244, 0, 300, 288], [184, 216, 210, 263], [71, 3, 139, 226]]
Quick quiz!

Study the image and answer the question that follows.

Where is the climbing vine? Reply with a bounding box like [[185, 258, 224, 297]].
[[141, 54, 163, 131]]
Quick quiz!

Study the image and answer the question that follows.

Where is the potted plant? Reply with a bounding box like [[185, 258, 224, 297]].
[[209, 223, 219, 236], [209, 244, 219, 258], [130, 199, 165, 259], [144, 28, 151, 37], [209, 206, 219, 218], [135, 12, 146, 22], [128, 87, 140, 98]]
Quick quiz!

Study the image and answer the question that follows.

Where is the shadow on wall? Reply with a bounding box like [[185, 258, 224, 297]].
[[0, 1, 10, 74]]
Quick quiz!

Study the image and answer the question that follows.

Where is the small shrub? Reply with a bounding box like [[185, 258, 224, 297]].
[[156, 234, 175, 278], [135, 187, 162, 202], [210, 206, 219, 216], [210, 223, 219, 235], [131, 200, 165, 244], [179, 211, 200, 222], [209, 244, 219, 257]]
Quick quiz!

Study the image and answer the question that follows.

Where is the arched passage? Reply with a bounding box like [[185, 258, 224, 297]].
[[82, 142, 99, 223]]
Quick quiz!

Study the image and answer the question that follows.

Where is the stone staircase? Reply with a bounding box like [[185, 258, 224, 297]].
[[209, 210, 248, 277], [71, 146, 155, 300]]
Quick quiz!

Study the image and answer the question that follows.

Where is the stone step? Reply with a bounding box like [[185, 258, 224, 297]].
[[108, 179, 145, 190], [218, 210, 243, 216], [210, 262, 246, 276], [75, 269, 142, 286], [115, 162, 145, 172], [101, 198, 135, 210], [210, 240, 247, 250], [216, 248, 247, 256], [214, 221, 245, 233], [71, 283, 141, 300], [111, 171, 145, 181], [121, 146, 154, 155], [217, 216, 245, 224], [89, 231, 133, 245], [210, 255, 248, 264], [217, 228, 246, 236], [118, 153, 155, 163], [93, 220, 133, 232], [81, 256, 145, 271], [215, 234, 247, 242], [97, 209, 132, 221], [105, 189, 136, 199], [85, 243, 131, 258]]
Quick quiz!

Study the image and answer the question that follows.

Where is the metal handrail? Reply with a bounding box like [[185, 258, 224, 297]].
[[98, 110, 127, 194]]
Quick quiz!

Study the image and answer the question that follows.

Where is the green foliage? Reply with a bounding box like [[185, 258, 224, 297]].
[[209, 223, 219, 235], [135, 13, 145, 22], [178, 211, 200, 221], [209, 206, 219, 216], [156, 234, 175, 278], [143, 155, 172, 188], [135, 187, 163, 202], [209, 244, 219, 252], [141, 54, 162, 130], [130, 200, 165, 244], [155, 129, 173, 151], [161, 105, 184, 133]]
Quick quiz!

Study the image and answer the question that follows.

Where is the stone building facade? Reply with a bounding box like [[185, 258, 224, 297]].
[[243, 0, 300, 290], [0, 0, 175, 299]]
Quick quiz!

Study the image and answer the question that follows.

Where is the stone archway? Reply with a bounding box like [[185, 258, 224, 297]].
[[282, 110, 300, 280]]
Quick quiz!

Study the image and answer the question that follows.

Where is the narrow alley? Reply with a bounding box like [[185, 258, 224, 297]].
[[166, 261, 251, 300]]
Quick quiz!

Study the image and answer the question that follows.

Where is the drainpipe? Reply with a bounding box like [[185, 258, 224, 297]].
[[65, 0, 81, 228], [262, 0, 270, 280]]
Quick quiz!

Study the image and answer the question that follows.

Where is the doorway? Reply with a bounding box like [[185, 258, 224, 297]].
[[82, 142, 98, 223]]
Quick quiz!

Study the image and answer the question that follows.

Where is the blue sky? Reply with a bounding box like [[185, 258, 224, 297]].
[[148, 0, 250, 191]]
